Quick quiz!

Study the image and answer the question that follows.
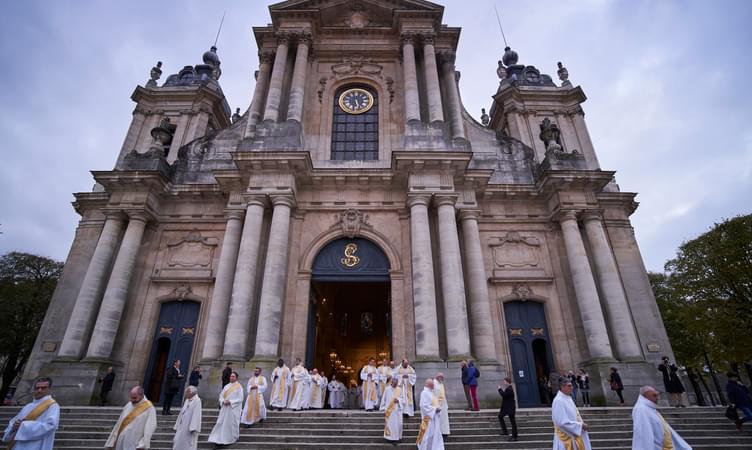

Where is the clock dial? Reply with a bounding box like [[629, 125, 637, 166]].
[[338, 88, 374, 114]]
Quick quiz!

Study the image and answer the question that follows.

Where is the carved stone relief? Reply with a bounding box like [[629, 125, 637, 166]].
[[489, 232, 546, 277], [332, 209, 372, 239], [155, 230, 219, 279]]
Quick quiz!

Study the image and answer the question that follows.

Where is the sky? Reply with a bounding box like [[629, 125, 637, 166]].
[[0, 0, 750, 272]]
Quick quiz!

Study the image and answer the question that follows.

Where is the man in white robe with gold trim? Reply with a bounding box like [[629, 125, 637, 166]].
[[309, 369, 325, 409], [208, 372, 244, 445], [3, 377, 59, 450], [360, 358, 380, 411], [172, 385, 202, 450], [319, 372, 329, 408], [377, 358, 392, 404], [552, 378, 591, 450], [105, 386, 157, 450], [269, 359, 291, 411], [286, 360, 308, 411], [416, 379, 444, 450], [394, 358, 417, 417], [300, 370, 312, 410], [632, 386, 692, 450], [381, 377, 404, 442], [433, 373, 450, 436], [240, 367, 267, 426]]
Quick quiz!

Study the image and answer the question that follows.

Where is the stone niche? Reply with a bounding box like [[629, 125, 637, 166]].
[[488, 231, 547, 278], [153, 229, 218, 280]]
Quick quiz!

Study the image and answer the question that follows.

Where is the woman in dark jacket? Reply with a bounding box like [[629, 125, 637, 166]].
[[577, 369, 591, 407], [658, 356, 686, 407], [608, 367, 624, 404], [467, 360, 480, 411], [497, 377, 517, 441]]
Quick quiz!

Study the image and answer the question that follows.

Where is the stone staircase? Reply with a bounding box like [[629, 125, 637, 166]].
[[1, 406, 747, 449]]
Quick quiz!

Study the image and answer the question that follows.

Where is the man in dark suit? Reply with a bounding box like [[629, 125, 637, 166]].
[[162, 359, 184, 415], [498, 377, 518, 441], [98, 366, 116, 406], [221, 362, 233, 387]]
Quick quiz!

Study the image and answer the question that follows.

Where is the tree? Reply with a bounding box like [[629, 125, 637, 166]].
[[0, 252, 63, 401]]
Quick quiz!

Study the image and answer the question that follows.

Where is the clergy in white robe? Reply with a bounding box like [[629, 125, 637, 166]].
[[2, 378, 59, 450], [105, 386, 157, 450], [300, 371, 312, 410], [394, 359, 417, 416], [327, 376, 346, 409], [347, 382, 361, 409], [308, 369, 325, 409], [269, 359, 291, 411], [433, 373, 450, 436], [360, 358, 380, 410], [632, 386, 692, 450], [552, 380, 591, 450], [172, 386, 202, 450], [286, 361, 309, 410], [381, 378, 404, 442], [240, 368, 267, 426], [377, 359, 392, 403], [416, 379, 444, 450], [207, 373, 244, 445], [319, 373, 328, 407]]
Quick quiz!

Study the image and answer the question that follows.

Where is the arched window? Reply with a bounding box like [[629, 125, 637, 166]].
[[331, 85, 378, 160]]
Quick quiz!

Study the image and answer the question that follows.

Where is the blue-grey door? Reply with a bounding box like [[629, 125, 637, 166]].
[[144, 300, 200, 404], [504, 301, 554, 407]]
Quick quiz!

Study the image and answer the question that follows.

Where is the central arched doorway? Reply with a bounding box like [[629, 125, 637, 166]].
[[307, 237, 391, 383]]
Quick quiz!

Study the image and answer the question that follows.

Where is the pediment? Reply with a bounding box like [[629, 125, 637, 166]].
[[270, 0, 443, 28]]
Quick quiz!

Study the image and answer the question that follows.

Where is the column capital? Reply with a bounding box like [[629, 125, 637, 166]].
[[438, 50, 456, 65], [554, 209, 580, 223], [244, 195, 270, 209], [401, 32, 417, 45], [295, 31, 312, 45], [419, 32, 436, 46], [406, 193, 432, 208], [275, 32, 292, 46], [258, 50, 274, 65], [458, 209, 482, 222], [270, 194, 296, 208], [224, 209, 246, 221], [434, 194, 458, 208], [126, 210, 151, 223], [581, 209, 604, 223], [103, 211, 128, 222]]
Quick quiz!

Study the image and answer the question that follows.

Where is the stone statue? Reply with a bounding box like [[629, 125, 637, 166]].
[[202, 46, 221, 80], [480, 108, 490, 126], [496, 60, 507, 80], [557, 62, 571, 87], [148, 117, 173, 158], [538, 118, 562, 152], [232, 108, 241, 123], [146, 61, 162, 88], [502, 46, 518, 67]]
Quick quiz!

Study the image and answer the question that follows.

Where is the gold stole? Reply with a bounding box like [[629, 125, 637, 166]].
[[657, 412, 674, 450], [363, 367, 377, 402], [555, 409, 586, 450], [245, 377, 265, 422], [114, 400, 153, 446], [416, 394, 439, 445], [378, 366, 389, 395], [7, 398, 56, 450], [435, 382, 445, 406], [274, 367, 289, 402], [383, 387, 403, 436], [399, 367, 414, 405], [223, 382, 241, 402], [311, 375, 320, 403]]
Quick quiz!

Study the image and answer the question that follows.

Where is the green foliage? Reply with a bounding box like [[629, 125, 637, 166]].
[[651, 214, 752, 371], [0, 252, 63, 400]]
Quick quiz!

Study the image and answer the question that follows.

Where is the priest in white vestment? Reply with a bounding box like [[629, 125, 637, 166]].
[[300, 370, 312, 410], [347, 381, 361, 409], [632, 386, 692, 450], [208, 372, 244, 445], [327, 375, 345, 409], [308, 369, 325, 409], [381, 378, 404, 442], [3, 377, 59, 450], [240, 368, 267, 426], [433, 373, 450, 436], [105, 386, 157, 450], [319, 372, 329, 408], [552, 379, 591, 450], [377, 359, 392, 403], [394, 358, 417, 416], [360, 358, 380, 411], [270, 359, 291, 411], [286, 360, 309, 410], [172, 385, 202, 450], [417, 379, 444, 450]]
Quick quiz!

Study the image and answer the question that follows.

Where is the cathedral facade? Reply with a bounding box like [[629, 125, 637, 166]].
[[22, 0, 673, 407]]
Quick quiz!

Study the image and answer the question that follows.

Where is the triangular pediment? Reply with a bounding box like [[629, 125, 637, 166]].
[[270, 0, 442, 13], [269, 0, 443, 29]]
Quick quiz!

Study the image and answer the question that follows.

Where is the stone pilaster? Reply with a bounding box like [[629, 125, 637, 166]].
[[407, 194, 440, 360], [582, 211, 643, 360], [286, 33, 311, 124], [440, 52, 466, 142], [422, 34, 444, 125], [435, 195, 471, 359], [556, 210, 614, 361], [262, 34, 291, 123], [243, 51, 274, 138], [401, 34, 421, 124], [200, 209, 245, 361], [85, 212, 149, 360], [58, 213, 126, 359]]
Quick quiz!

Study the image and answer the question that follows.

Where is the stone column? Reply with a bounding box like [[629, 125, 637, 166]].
[[85, 212, 148, 360], [407, 195, 440, 360], [286, 33, 311, 124], [222, 197, 267, 359], [401, 34, 420, 124], [440, 52, 466, 142], [458, 210, 496, 362], [253, 195, 295, 358], [582, 212, 643, 360], [557, 210, 614, 360], [58, 214, 126, 359], [243, 51, 274, 138], [262, 34, 290, 123], [435, 195, 471, 359], [422, 34, 444, 125], [200, 209, 244, 361]]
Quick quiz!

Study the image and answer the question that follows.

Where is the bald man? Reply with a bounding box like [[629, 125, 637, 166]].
[[105, 386, 157, 450], [632, 386, 692, 450], [416, 379, 444, 450]]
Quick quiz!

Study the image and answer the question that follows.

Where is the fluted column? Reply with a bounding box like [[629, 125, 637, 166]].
[[253, 195, 295, 358], [435, 195, 471, 358], [458, 210, 496, 362], [243, 51, 274, 138], [440, 52, 466, 141], [262, 34, 290, 123], [401, 34, 420, 124], [287, 33, 311, 123], [422, 34, 444, 125], [201, 209, 245, 361], [557, 210, 614, 360], [85, 212, 148, 359], [58, 214, 125, 359], [407, 195, 440, 359], [222, 197, 267, 359], [582, 211, 643, 360]]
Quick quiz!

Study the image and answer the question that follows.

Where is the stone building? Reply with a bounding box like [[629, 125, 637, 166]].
[[21, 0, 673, 408]]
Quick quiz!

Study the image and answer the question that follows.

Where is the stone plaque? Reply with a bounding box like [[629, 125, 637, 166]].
[[42, 341, 57, 352], [646, 343, 661, 353]]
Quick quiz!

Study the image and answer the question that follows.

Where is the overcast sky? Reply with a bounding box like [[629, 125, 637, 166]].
[[0, 0, 750, 272]]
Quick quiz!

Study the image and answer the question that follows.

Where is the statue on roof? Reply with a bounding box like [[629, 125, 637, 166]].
[[539, 118, 563, 152], [146, 61, 162, 88]]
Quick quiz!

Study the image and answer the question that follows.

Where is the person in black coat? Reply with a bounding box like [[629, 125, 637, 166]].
[[727, 372, 752, 431], [189, 366, 202, 387], [608, 367, 624, 404], [97, 366, 115, 406], [162, 359, 184, 415], [221, 361, 233, 387], [658, 356, 686, 407], [497, 377, 518, 441]]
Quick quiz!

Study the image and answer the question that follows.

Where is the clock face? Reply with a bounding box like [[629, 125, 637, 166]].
[[338, 88, 374, 114]]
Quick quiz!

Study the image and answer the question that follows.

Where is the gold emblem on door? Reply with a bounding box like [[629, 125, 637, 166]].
[[341, 242, 361, 267]]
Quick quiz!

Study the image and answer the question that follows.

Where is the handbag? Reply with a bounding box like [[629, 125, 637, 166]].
[[725, 405, 740, 421], [609, 381, 619, 391]]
